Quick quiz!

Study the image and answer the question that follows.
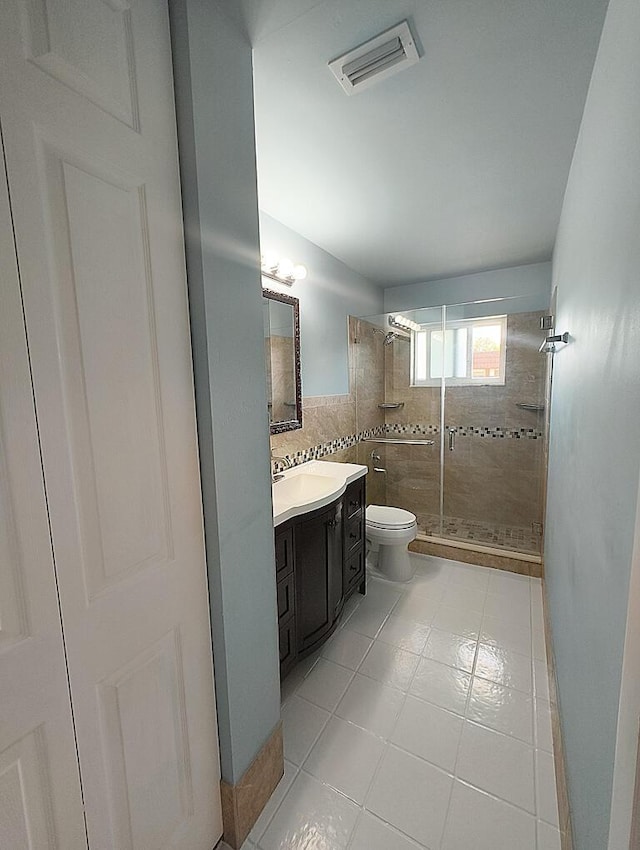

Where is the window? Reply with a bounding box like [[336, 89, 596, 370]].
[[411, 315, 507, 386]]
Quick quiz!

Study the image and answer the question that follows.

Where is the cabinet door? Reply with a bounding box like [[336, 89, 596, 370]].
[[0, 2, 222, 847], [295, 504, 340, 652]]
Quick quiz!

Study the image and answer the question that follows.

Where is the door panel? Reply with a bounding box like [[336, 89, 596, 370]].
[[0, 1, 222, 848], [0, 130, 87, 847]]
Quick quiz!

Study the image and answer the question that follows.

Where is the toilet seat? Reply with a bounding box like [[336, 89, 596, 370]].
[[366, 505, 416, 530]]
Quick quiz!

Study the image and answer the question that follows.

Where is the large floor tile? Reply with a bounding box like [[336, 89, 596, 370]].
[[362, 580, 403, 613], [377, 614, 431, 653], [249, 761, 298, 843], [422, 628, 477, 673], [358, 640, 420, 691], [537, 819, 562, 849], [391, 592, 440, 625], [336, 673, 405, 738], [488, 571, 532, 602], [480, 614, 532, 657], [366, 745, 453, 849], [296, 659, 354, 711], [483, 590, 531, 622], [533, 657, 550, 700], [532, 624, 548, 661], [304, 717, 385, 804], [391, 695, 463, 772], [259, 771, 359, 850], [441, 780, 536, 850], [322, 629, 373, 671], [441, 583, 487, 613], [348, 812, 422, 850], [535, 698, 554, 753], [344, 603, 390, 639], [432, 604, 483, 639], [455, 721, 535, 812], [474, 642, 532, 693], [281, 696, 330, 766], [536, 749, 560, 826], [448, 563, 491, 592], [467, 677, 534, 744], [409, 657, 471, 715]]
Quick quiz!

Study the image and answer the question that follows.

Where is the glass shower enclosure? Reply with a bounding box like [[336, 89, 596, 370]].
[[352, 296, 548, 560]]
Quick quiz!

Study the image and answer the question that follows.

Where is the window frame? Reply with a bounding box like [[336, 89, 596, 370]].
[[410, 314, 508, 387]]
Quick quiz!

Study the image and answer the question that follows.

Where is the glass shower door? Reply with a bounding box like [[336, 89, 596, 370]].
[[439, 297, 547, 556]]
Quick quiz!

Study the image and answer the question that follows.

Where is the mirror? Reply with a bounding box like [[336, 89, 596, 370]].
[[263, 288, 302, 434]]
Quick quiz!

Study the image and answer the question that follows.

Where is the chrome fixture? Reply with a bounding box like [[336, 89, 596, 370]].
[[389, 314, 421, 333], [539, 332, 570, 353], [448, 427, 456, 452], [369, 449, 387, 476], [377, 402, 404, 410], [261, 251, 307, 286], [364, 438, 435, 446], [539, 315, 555, 330], [271, 453, 292, 482]]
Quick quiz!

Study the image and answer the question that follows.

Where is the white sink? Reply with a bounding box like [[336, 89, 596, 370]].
[[272, 460, 367, 526], [272, 472, 338, 505]]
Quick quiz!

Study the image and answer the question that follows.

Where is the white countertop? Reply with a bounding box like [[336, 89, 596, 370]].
[[272, 460, 367, 527]]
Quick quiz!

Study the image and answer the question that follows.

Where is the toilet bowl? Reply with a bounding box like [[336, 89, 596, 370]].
[[366, 505, 418, 582]]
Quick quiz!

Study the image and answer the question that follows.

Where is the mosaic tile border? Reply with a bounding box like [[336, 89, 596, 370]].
[[272, 425, 385, 472], [272, 420, 544, 472], [385, 422, 544, 439]]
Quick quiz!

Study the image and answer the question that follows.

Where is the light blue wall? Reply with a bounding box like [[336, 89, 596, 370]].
[[170, 0, 281, 785], [384, 261, 552, 314], [259, 213, 383, 396], [544, 0, 640, 845]]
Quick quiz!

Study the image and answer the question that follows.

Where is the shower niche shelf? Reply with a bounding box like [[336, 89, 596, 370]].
[[515, 403, 545, 412]]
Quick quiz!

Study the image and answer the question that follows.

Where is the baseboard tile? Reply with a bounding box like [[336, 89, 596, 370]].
[[410, 537, 543, 578], [220, 723, 283, 849], [541, 578, 574, 849]]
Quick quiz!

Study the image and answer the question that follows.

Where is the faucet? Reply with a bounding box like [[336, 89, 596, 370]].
[[271, 452, 292, 482]]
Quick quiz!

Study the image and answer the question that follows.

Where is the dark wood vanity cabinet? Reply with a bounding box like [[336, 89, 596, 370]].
[[274, 475, 367, 680]]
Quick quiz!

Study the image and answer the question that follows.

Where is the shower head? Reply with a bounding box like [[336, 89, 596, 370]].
[[384, 332, 398, 345]]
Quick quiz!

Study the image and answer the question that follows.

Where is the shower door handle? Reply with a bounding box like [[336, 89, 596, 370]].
[[448, 428, 456, 451]]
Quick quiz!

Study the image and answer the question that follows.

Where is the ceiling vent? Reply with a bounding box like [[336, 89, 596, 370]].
[[328, 21, 419, 96]]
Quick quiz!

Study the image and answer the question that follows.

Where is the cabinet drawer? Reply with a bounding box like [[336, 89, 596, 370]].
[[344, 548, 365, 594], [344, 480, 364, 518], [277, 571, 295, 624], [275, 525, 294, 579], [278, 619, 296, 679], [344, 513, 363, 554]]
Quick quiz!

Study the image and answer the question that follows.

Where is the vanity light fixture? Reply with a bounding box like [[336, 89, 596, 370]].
[[389, 314, 421, 333], [261, 252, 307, 286]]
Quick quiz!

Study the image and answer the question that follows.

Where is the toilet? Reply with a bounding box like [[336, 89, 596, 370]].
[[365, 505, 418, 582]]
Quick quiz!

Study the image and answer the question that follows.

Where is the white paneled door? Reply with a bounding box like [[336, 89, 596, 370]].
[[0, 1, 223, 848], [0, 127, 88, 850]]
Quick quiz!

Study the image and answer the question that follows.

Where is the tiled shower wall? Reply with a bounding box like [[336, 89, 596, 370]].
[[269, 313, 547, 545], [381, 311, 547, 531]]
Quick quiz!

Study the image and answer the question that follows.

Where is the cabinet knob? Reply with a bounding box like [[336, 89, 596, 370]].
[[326, 519, 338, 528]]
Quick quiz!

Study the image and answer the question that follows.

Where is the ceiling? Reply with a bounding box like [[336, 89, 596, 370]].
[[244, 0, 608, 286]]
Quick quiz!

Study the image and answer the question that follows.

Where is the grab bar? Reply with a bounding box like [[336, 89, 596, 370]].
[[363, 438, 435, 446]]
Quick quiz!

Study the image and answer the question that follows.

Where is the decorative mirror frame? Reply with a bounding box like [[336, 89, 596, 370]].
[[263, 287, 302, 434]]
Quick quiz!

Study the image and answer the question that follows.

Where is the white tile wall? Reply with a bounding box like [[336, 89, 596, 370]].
[[246, 555, 562, 850]]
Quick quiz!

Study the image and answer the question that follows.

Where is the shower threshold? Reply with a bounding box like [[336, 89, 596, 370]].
[[417, 514, 542, 563]]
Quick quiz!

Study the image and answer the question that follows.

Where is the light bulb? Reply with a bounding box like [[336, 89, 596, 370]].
[[278, 257, 294, 279], [262, 250, 279, 272], [292, 264, 307, 281]]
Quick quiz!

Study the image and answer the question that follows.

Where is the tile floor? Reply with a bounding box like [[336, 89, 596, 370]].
[[238, 553, 560, 850], [419, 514, 542, 556]]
